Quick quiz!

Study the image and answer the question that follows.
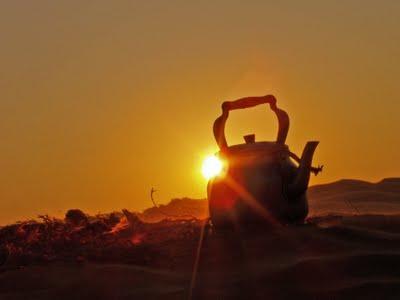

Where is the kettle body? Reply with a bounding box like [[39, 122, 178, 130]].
[[207, 95, 321, 229]]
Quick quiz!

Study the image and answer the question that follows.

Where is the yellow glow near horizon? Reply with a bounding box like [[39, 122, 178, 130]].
[[202, 155, 223, 179]]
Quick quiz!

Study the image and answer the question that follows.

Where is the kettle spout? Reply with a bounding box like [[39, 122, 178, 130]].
[[287, 141, 319, 197]]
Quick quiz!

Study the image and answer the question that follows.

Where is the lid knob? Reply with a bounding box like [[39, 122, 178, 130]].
[[244, 134, 255, 144]]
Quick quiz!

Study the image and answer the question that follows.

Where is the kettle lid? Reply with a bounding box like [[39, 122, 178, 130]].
[[224, 141, 288, 157]]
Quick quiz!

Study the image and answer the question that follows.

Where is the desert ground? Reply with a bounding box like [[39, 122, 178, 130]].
[[1, 178, 400, 299]]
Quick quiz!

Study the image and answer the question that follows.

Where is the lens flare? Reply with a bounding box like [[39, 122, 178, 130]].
[[202, 155, 223, 179]]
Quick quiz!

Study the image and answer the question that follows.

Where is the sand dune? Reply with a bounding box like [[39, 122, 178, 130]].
[[308, 178, 400, 216], [139, 197, 208, 222], [138, 178, 400, 221]]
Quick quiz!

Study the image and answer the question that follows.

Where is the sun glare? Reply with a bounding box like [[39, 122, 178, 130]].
[[202, 155, 223, 180]]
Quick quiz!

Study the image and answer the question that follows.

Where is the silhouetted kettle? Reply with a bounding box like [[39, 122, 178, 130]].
[[208, 95, 322, 229]]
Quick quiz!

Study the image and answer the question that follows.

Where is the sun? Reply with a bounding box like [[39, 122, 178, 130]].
[[202, 155, 224, 180]]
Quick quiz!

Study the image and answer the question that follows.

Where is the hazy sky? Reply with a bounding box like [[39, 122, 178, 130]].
[[1, 1, 399, 224]]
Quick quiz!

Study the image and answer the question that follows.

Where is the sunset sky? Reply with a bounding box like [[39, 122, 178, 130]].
[[1, 1, 399, 224]]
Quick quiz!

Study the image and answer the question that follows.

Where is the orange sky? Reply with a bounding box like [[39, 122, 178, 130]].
[[0, 1, 399, 224]]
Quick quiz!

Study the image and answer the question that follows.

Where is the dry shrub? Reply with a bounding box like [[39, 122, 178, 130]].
[[0, 209, 204, 268]]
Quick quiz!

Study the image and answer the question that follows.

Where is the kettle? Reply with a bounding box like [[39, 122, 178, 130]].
[[207, 95, 322, 229]]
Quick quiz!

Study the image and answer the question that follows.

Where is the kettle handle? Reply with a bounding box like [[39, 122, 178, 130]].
[[213, 95, 289, 150]]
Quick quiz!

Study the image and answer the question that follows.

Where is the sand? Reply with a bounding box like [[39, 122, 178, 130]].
[[1, 178, 400, 299], [1, 214, 400, 299]]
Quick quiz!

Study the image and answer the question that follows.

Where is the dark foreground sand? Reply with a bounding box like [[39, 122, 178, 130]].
[[1, 214, 400, 299]]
